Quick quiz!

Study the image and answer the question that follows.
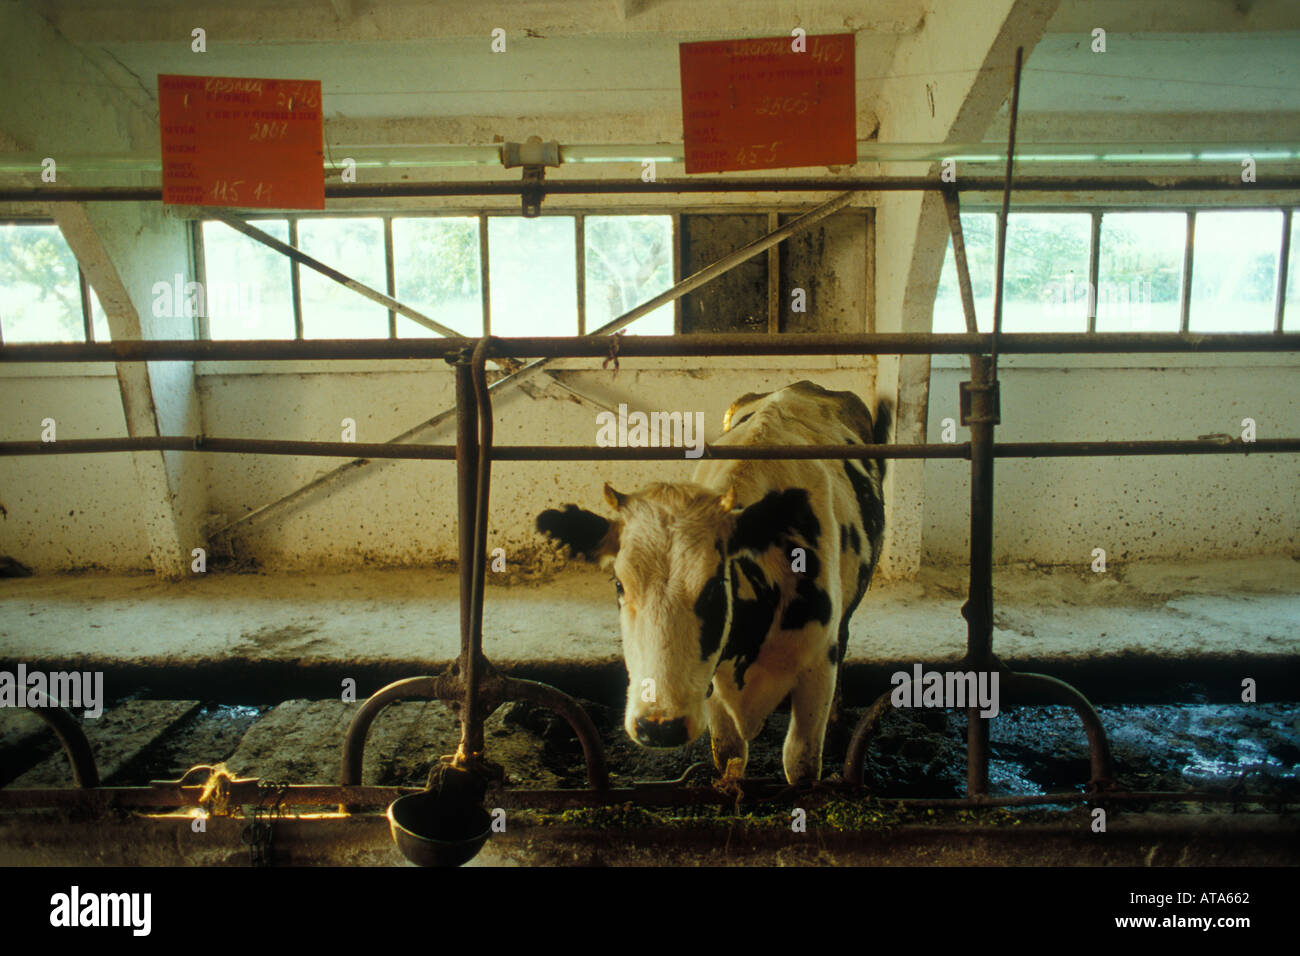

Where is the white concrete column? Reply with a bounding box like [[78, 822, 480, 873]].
[[871, 0, 1062, 579]]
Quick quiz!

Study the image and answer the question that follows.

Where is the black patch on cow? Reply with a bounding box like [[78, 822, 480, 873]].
[[827, 644, 839, 665], [720, 557, 779, 690], [694, 551, 728, 661], [840, 522, 861, 556], [842, 460, 885, 560], [837, 561, 876, 665], [536, 505, 612, 561], [728, 488, 821, 556], [781, 555, 833, 631]]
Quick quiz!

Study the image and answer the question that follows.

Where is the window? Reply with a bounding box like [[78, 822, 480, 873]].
[[933, 206, 1297, 334], [201, 219, 294, 340], [1189, 211, 1282, 333], [487, 216, 578, 337], [585, 215, 674, 335], [1097, 212, 1184, 333], [0, 222, 107, 344], [393, 217, 481, 338]]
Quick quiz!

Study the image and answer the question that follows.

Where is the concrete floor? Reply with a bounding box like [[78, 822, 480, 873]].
[[0, 555, 1296, 679]]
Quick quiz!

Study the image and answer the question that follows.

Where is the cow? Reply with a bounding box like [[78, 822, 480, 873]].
[[536, 381, 890, 784]]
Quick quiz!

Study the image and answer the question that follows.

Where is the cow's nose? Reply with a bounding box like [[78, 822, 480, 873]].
[[634, 716, 689, 748]]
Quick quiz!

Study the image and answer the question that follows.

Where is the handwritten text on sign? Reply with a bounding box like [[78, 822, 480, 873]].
[[679, 34, 856, 175], [158, 74, 324, 210]]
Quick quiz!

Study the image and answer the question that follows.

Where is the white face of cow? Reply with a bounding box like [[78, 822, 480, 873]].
[[536, 481, 735, 751], [609, 483, 735, 749]]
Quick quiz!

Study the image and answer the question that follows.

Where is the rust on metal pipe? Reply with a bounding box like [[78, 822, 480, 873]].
[[4, 437, 1298, 461], [2, 781, 1294, 813], [500, 677, 610, 791], [28, 702, 100, 788], [5, 332, 1300, 364], [7, 174, 1300, 203], [1001, 671, 1115, 791]]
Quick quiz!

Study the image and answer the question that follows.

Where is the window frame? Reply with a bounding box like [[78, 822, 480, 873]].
[[0, 217, 103, 345], [195, 206, 875, 342], [938, 204, 1297, 337]]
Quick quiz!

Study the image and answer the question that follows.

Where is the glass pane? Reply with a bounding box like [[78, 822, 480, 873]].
[[1002, 213, 1091, 333], [584, 215, 674, 334], [202, 219, 293, 339], [0, 223, 84, 343], [88, 283, 111, 342], [1097, 212, 1185, 332], [933, 213, 996, 333], [1189, 210, 1282, 333], [1284, 211, 1298, 332], [392, 217, 482, 337], [488, 217, 577, 337], [298, 218, 388, 339]]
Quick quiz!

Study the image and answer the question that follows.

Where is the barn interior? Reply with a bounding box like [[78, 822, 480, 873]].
[[0, 0, 1298, 867]]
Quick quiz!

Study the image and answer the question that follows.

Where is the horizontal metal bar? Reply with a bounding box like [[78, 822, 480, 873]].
[[0, 783, 1292, 812], [3, 437, 1296, 460], [3, 332, 1299, 364], [4, 175, 1300, 203]]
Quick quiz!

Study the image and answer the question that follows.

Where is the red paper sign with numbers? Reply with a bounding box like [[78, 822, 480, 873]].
[[158, 74, 324, 209], [679, 34, 856, 174]]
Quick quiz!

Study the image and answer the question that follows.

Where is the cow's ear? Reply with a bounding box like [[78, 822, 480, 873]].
[[537, 504, 619, 564], [727, 488, 821, 556]]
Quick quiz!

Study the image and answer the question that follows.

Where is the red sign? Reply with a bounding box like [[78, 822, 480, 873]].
[[158, 74, 324, 209], [680, 34, 856, 174]]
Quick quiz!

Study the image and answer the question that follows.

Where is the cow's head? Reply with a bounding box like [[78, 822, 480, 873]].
[[538, 481, 816, 751]]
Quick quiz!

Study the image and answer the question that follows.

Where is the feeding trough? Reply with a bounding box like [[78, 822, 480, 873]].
[[388, 763, 492, 867]]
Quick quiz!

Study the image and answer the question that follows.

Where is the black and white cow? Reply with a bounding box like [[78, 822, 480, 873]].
[[537, 381, 889, 784]]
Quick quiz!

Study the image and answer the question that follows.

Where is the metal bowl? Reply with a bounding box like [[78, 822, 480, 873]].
[[387, 789, 492, 867]]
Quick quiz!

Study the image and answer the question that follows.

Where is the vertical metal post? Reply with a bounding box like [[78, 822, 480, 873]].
[[1276, 208, 1292, 334], [963, 352, 997, 798], [1087, 211, 1101, 333], [289, 219, 304, 340], [453, 354, 481, 759], [1180, 211, 1195, 333], [767, 211, 781, 333], [575, 214, 586, 335], [384, 216, 397, 338], [478, 214, 492, 336], [961, 46, 1021, 798]]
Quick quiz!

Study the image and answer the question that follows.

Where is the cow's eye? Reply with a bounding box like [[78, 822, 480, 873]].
[[614, 578, 625, 599]]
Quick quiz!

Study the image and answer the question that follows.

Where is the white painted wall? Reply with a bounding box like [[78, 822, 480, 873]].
[[6, 353, 1293, 576], [0, 366, 152, 570], [922, 355, 1300, 565]]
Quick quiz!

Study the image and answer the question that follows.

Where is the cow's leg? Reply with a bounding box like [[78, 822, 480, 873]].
[[782, 652, 837, 785], [706, 692, 747, 778]]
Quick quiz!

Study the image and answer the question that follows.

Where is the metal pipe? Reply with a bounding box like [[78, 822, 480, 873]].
[[461, 338, 494, 763], [4, 437, 1299, 460], [454, 356, 479, 762], [3, 782, 1295, 812], [7, 175, 1300, 203], [941, 188, 980, 335], [963, 355, 998, 798], [5, 331, 1299, 363], [1002, 672, 1115, 791], [499, 677, 610, 791], [28, 702, 100, 789]]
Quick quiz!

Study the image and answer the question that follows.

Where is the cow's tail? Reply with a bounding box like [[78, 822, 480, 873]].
[[873, 399, 893, 482]]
